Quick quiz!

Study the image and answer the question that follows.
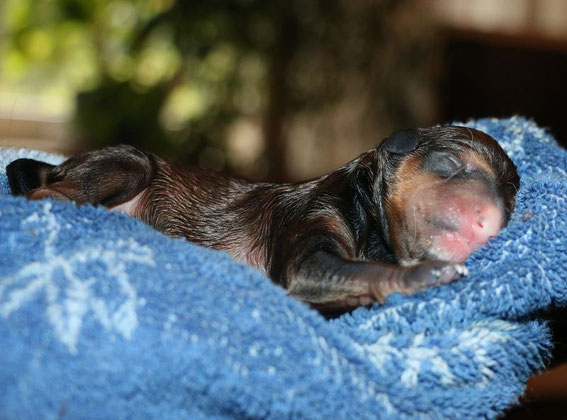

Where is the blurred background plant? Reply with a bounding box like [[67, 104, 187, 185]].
[[1, 0, 567, 184], [0, 0, 438, 181]]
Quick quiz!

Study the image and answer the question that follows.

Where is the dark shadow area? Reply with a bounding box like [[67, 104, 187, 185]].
[[505, 401, 567, 420], [441, 29, 567, 148]]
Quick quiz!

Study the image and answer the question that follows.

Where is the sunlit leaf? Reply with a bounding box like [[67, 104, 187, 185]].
[[20, 28, 55, 61], [160, 83, 208, 130]]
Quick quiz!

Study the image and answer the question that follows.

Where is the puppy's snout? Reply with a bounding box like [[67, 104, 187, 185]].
[[400, 178, 506, 264], [431, 192, 505, 263], [471, 202, 503, 245]]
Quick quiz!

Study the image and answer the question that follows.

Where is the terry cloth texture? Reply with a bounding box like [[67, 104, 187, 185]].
[[0, 117, 565, 419]]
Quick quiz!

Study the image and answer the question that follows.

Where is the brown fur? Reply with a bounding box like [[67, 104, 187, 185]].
[[6, 126, 519, 311]]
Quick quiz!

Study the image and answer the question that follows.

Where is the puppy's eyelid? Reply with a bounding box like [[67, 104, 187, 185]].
[[442, 154, 463, 168], [423, 151, 463, 177]]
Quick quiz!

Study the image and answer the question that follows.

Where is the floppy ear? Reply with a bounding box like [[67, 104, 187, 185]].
[[6, 158, 55, 196], [381, 129, 419, 155]]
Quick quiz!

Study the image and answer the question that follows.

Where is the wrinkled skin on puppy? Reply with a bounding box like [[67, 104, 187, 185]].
[[7, 126, 519, 312]]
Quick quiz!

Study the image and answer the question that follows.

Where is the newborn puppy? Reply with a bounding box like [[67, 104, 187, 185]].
[[7, 126, 519, 311]]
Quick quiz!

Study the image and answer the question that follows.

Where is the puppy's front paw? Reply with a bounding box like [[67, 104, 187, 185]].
[[404, 260, 467, 292]]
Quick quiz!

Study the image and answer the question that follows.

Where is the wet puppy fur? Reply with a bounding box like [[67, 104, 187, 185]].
[[7, 126, 519, 312]]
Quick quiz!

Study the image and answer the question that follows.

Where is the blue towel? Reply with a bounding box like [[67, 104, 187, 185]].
[[0, 117, 565, 419]]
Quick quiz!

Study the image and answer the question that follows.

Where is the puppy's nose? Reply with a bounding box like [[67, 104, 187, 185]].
[[470, 202, 504, 246], [429, 196, 505, 263]]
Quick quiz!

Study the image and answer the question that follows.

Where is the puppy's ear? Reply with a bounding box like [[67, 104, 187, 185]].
[[6, 158, 55, 196], [381, 129, 419, 155]]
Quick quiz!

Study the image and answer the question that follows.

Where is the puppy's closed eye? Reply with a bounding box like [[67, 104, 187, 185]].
[[423, 151, 463, 178]]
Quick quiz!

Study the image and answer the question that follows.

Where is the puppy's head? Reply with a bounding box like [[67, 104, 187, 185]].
[[379, 126, 519, 265]]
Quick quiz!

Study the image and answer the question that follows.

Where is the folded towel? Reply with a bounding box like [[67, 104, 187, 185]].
[[0, 117, 565, 419]]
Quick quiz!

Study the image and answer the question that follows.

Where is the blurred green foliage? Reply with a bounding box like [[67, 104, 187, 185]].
[[1, 0, 171, 107], [0, 0, 275, 168], [1, 0, 436, 180]]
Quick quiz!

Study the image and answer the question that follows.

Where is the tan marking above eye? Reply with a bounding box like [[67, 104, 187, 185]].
[[384, 154, 436, 260], [458, 150, 498, 179]]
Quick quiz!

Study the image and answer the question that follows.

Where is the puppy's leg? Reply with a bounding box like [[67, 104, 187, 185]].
[[288, 251, 465, 310], [6, 145, 154, 209]]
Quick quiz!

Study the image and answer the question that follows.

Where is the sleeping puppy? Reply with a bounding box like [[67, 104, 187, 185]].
[[6, 126, 519, 311]]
